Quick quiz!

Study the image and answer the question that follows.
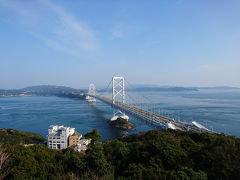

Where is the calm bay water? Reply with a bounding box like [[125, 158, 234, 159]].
[[0, 89, 240, 139]]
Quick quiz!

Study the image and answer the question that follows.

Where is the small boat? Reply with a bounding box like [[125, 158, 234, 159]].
[[85, 96, 96, 102], [85, 96, 90, 100], [87, 98, 96, 102]]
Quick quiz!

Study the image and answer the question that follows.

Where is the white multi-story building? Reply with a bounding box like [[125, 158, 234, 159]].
[[47, 125, 75, 149]]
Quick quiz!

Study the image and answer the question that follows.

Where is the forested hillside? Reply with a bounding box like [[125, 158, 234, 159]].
[[0, 129, 45, 145], [0, 129, 239, 180]]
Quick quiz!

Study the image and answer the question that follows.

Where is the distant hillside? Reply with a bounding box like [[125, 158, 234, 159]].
[[123, 84, 198, 92], [97, 85, 198, 92], [23, 85, 76, 91], [0, 129, 45, 145], [197, 86, 240, 90], [0, 85, 83, 96], [131, 86, 198, 92]]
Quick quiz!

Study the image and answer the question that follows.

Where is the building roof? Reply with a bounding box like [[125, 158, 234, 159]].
[[71, 131, 82, 137], [48, 125, 75, 136]]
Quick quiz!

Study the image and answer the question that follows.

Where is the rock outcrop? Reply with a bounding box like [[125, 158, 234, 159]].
[[108, 117, 135, 130]]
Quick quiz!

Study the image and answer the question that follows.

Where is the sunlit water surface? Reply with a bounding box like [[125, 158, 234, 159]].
[[0, 89, 240, 139]]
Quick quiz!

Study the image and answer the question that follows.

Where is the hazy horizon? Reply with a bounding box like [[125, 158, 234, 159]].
[[1, 0, 240, 89], [1, 83, 240, 90]]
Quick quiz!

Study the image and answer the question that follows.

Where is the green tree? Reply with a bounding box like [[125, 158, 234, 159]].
[[84, 129, 101, 142], [85, 142, 113, 176]]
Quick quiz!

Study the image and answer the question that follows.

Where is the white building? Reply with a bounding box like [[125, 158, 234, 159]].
[[74, 138, 91, 152], [47, 125, 75, 149]]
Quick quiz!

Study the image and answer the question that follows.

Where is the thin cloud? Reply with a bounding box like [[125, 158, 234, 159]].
[[0, 0, 99, 57], [43, 0, 98, 51]]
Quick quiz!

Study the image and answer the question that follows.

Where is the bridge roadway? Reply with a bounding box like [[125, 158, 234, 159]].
[[90, 94, 212, 133]]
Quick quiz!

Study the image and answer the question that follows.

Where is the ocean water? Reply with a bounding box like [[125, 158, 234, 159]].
[[0, 89, 240, 139]]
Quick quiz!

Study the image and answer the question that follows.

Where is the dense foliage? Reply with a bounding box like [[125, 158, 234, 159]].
[[0, 129, 240, 180], [0, 129, 45, 145], [84, 129, 102, 142]]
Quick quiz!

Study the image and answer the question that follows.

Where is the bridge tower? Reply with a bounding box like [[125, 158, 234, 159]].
[[111, 76, 129, 121], [86, 83, 96, 102], [88, 83, 96, 95], [112, 76, 125, 104]]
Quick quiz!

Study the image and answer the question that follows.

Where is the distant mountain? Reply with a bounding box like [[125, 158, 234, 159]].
[[22, 85, 80, 93], [197, 86, 240, 90], [128, 86, 198, 92], [96, 84, 198, 92], [23, 85, 75, 91], [122, 84, 199, 92], [0, 85, 83, 96], [97, 86, 198, 92], [124, 84, 240, 92]]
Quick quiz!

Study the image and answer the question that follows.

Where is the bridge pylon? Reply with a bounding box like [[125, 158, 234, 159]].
[[86, 83, 96, 102], [112, 76, 125, 104], [88, 83, 96, 95], [111, 76, 129, 121]]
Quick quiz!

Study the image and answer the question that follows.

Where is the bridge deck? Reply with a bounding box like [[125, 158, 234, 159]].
[[90, 94, 212, 133]]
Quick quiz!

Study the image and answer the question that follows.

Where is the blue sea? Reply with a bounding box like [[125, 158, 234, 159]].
[[0, 89, 240, 139]]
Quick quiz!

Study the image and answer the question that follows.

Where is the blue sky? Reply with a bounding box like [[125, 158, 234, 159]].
[[0, 0, 239, 89]]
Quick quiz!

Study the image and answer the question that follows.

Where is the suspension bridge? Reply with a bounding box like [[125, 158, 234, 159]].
[[85, 76, 212, 133]]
